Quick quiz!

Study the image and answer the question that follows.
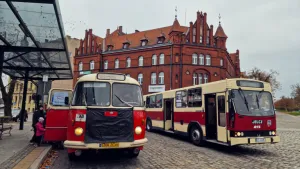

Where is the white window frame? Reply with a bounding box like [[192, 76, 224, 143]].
[[199, 54, 204, 65], [115, 59, 119, 69], [78, 62, 83, 71], [126, 57, 131, 68], [198, 73, 203, 84], [138, 73, 143, 84], [193, 73, 197, 85], [139, 56, 143, 66], [159, 53, 164, 64], [204, 74, 208, 83], [104, 60, 108, 69], [192, 53, 197, 65], [90, 61, 94, 70], [152, 55, 157, 65], [151, 73, 156, 84], [206, 55, 211, 66], [158, 72, 164, 84]]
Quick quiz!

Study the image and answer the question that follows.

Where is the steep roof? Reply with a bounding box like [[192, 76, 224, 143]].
[[169, 18, 183, 34], [214, 24, 228, 38], [105, 25, 188, 50]]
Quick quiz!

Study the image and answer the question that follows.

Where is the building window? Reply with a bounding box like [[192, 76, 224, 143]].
[[107, 45, 113, 51], [199, 54, 204, 65], [198, 73, 203, 84], [126, 74, 130, 77], [115, 59, 119, 69], [158, 72, 164, 84], [141, 40, 147, 46], [193, 73, 197, 85], [152, 54, 157, 65], [151, 73, 156, 84], [159, 53, 164, 64], [92, 40, 95, 53], [193, 27, 196, 43], [204, 74, 208, 83], [90, 60, 95, 70], [206, 55, 211, 66], [200, 36, 203, 43], [157, 37, 165, 44], [104, 60, 108, 69], [78, 62, 83, 71], [220, 58, 223, 67], [126, 57, 131, 68], [207, 30, 210, 45], [138, 73, 143, 84], [139, 56, 143, 66], [123, 43, 129, 49], [192, 53, 197, 65]]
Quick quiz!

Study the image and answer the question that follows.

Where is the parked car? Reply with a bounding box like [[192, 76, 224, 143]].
[[12, 109, 28, 122]]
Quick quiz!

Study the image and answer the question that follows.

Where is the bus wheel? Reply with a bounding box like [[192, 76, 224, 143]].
[[146, 119, 152, 132], [190, 126, 205, 146], [127, 148, 140, 158]]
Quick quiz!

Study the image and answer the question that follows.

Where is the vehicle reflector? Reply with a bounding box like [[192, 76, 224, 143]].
[[105, 111, 118, 117]]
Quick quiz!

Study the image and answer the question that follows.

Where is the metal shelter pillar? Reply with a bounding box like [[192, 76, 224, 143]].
[[0, 49, 4, 74], [19, 70, 29, 130]]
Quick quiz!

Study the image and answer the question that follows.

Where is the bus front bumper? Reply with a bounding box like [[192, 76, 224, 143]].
[[230, 136, 280, 146], [64, 138, 148, 149]]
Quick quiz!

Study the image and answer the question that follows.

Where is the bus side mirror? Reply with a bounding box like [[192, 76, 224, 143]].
[[64, 97, 69, 105]]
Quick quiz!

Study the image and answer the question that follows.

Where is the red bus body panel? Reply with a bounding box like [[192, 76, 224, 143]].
[[44, 109, 69, 141]]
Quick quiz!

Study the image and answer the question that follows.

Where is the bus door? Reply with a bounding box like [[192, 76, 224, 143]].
[[44, 89, 72, 142], [216, 93, 227, 142], [164, 98, 174, 131]]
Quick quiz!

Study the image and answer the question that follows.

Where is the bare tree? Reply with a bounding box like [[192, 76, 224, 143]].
[[243, 67, 281, 94], [291, 83, 300, 109], [0, 72, 16, 117]]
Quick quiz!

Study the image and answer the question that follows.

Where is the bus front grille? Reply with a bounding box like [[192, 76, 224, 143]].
[[84, 108, 134, 143]]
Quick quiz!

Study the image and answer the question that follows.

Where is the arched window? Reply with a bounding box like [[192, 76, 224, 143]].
[[199, 54, 204, 65], [152, 55, 157, 65], [151, 73, 156, 84], [159, 53, 164, 64], [204, 74, 208, 83], [158, 72, 164, 84], [126, 57, 131, 68], [115, 59, 119, 69], [193, 73, 197, 85], [90, 60, 94, 70], [138, 73, 143, 84], [206, 55, 211, 66], [220, 58, 223, 67], [104, 60, 108, 69], [78, 62, 83, 71], [139, 56, 143, 66], [198, 73, 203, 84], [192, 53, 197, 65]]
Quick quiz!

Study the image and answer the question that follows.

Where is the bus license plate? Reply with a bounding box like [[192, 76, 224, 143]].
[[99, 143, 119, 148], [255, 138, 265, 143]]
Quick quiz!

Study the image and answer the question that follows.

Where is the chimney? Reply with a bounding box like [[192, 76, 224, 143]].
[[189, 22, 193, 43], [135, 30, 139, 33], [119, 26, 123, 34], [106, 29, 110, 37]]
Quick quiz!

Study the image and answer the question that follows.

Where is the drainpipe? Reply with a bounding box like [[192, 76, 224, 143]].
[[180, 42, 183, 88], [170, 44, 173, 90]]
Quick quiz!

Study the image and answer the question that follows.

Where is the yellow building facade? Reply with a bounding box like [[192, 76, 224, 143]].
[[12, 80, 37, 113]]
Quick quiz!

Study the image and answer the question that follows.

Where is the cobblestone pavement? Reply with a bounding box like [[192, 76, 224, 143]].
[[51, 112, 300, 169]]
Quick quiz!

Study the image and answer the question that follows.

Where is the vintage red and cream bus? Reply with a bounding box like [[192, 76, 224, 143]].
[[144, 78, 280, 146], [45, 73, 147, 160]]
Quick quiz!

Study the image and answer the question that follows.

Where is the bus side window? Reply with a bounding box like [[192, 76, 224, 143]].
[[146, 97, 150, 108], [176, 90, 187, 108], [187, 88, 202, 107], [156, 94, 162, 108], [218, 96, 226, 127]]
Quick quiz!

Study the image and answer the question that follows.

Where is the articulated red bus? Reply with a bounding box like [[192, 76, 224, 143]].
[[44, 73, 147, 160], [144, 78, 280, 146]]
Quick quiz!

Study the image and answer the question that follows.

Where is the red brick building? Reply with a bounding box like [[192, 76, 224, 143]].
[[73, 11, 241, 95]]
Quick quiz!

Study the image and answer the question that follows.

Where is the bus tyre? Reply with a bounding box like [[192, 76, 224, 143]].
[[68, 153, 76, 161], [128, 148, 140, 158], [190, 126, 205, 146], [146, 119, 152, 132]]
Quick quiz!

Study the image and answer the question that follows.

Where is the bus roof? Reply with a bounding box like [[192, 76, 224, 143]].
[[76, 72, 140, 85], [144, 78, 272, 97]]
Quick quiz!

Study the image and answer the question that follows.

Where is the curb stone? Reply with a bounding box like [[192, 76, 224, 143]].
[[29, 146, 52, 169]]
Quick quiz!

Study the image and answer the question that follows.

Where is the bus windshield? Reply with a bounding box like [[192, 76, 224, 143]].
[[113, 83, 143, 107], [231, 89, 274, 116], [72, 82, 111, 106]]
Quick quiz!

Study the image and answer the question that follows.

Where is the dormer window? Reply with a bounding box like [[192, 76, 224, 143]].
[[107, 45, 113, 51], [123, 42, 130, 49], [141, 39, 148, 46], [157, 36, 165, 44]]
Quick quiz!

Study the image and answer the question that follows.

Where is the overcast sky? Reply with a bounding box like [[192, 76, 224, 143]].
[[58, 0, 300, 99]]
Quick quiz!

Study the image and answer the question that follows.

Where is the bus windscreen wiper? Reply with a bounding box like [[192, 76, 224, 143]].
[[255, 94, 260, 109], [238, 88, 249, 111], [114, 94, 133, 107]]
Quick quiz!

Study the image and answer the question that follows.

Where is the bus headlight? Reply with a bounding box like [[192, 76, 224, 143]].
[[75, 127, 83, 136], [135, 126, 142, 135], [272, 131, 276, 135]]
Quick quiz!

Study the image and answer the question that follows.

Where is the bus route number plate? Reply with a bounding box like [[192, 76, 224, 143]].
[[75, 114, 86, 122], [99, 143, 119, 148], [255, 138, 265, 143]]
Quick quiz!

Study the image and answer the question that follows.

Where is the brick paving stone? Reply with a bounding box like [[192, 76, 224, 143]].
[[50, 112, 300, 169]]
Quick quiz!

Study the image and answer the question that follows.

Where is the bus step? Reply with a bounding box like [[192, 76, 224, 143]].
[[205, 139, 229, 146], [165, 130, 174, 134]]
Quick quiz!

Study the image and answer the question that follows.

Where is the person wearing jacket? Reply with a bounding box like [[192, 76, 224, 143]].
[[30, 106, 45, 144], [34, 117, 46, 147]]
